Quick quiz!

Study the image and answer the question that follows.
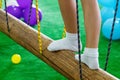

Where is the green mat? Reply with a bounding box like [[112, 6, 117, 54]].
[[0, 0, 120, 80]]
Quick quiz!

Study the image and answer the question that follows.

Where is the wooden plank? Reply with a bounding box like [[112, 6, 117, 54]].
[[0, 9, 119, 80]]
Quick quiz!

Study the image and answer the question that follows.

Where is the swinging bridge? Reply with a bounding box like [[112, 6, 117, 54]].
[[0, 9, 119, 80]]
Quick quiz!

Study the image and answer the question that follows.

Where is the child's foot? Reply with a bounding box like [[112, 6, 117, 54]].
[[75, 48, 99, 69], [47, 32, 82, 52]]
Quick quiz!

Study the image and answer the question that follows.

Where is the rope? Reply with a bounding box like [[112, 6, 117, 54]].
[[27, 0, 33, 25], [104, 0, 119, 71], [28, 0, 42, 54], [62, 26, 66, 38], [4, 0, 10, 32], [76, 0, 82, 79], [35, 0, 42, 54], [0, 0, 2, 8]]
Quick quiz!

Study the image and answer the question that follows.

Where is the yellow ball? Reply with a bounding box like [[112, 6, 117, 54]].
[[11, 54, 21, 64]]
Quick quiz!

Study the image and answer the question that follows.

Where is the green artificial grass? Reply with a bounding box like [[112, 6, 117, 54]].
[[0, 0, 120, 80]]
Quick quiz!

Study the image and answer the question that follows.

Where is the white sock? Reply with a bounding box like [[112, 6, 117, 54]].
[[75, 47, 99, 69], [47, 32, 82, 52]]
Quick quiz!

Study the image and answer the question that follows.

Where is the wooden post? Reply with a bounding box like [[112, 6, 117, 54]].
[[0, 9, 119, 80]]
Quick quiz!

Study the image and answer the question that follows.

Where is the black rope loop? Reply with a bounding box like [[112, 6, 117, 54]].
[[27, 0, 33, 25], [76, 0, 82, 80], [104, 0, 120, 71], [4, 0, 10, 32]]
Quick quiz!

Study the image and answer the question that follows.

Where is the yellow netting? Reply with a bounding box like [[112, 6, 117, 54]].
[[62, 27, 66, 38], [35, 0, 42, 54], [0, 0, 2, 8]]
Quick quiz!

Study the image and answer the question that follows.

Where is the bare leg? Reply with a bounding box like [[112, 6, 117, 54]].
[[48, 0, 101, 69], [58, 0, 77, 33], [81, 0, 101, 48], [47, 0, 82, 51], [59, 0, 101, 44], [75, 0, 101, 69]]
